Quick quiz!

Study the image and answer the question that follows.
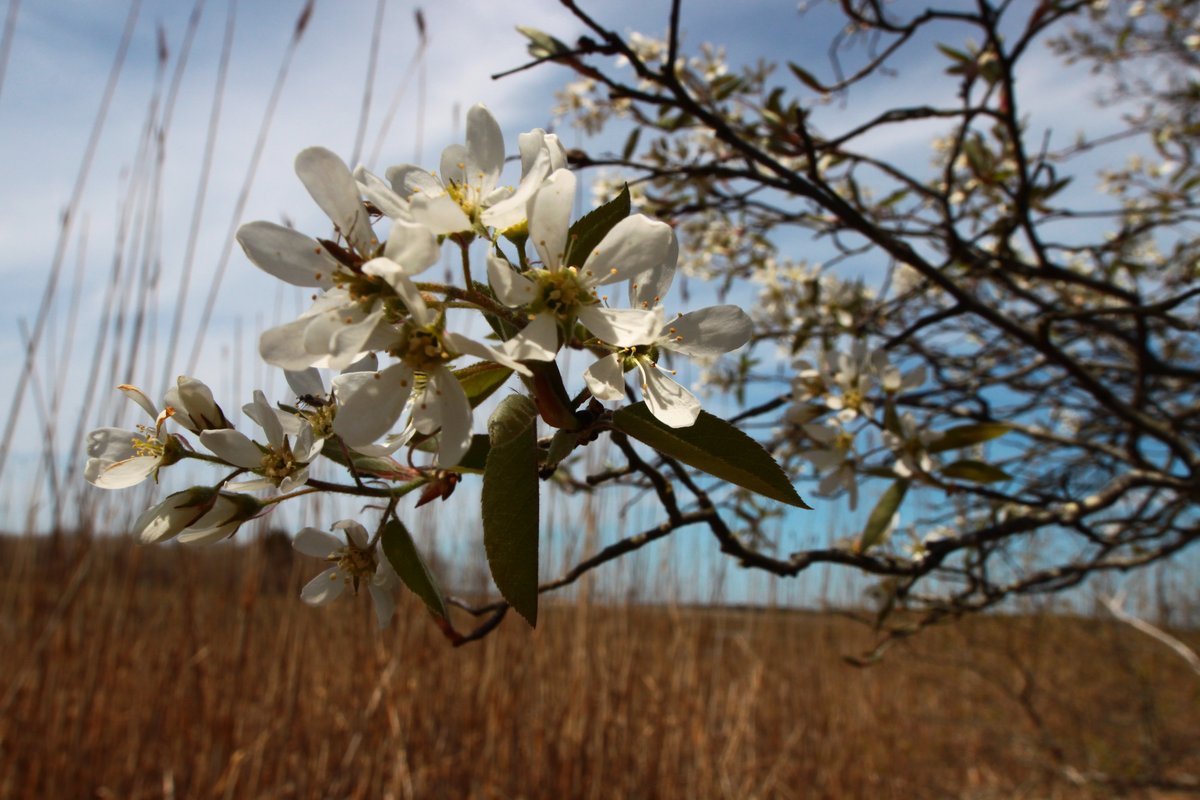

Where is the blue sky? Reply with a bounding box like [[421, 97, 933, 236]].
[[0, 0, 1145, 605]]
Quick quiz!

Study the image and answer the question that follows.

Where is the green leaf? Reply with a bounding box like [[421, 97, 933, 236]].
[[710, 74, 743, 100], [859, 480, 909, 552], [453, 361, 513, 409], [565, 184, 630, 269], [879, 188, 910, 208], [381, 519, 448, 620], [787, 62, 825, 92], [962, 135, 992, 176], [937, 43, 972, 63], [452, 434, 490, 473], [515, 25, 571, 59], [940, 459, 1011, 484], [543, 428, 579, 471], [612, 403, 810, 508], [471, 280, 520, 342], [482, 394, 540, 626], [320, 439, 419, 481], [621, 127, 642, 161], [928, 423, 1012, 453]]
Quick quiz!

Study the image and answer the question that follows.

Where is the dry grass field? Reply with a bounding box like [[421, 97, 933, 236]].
[[1, 533, 1197, 800]]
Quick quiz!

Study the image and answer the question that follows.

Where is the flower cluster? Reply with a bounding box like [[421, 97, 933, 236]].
[[84, 102, 753, 625], [778, 343, 929, 509]]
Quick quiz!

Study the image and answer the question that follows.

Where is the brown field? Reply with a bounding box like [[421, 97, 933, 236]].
[[1, 533, 1197, 800]]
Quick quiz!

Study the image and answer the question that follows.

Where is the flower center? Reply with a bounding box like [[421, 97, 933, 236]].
[[621, 344, 660, 371], [328, 544, 378, 591], [395, 323, 455, 373], [530, 268, 596, 321], [131, 424, 165, 458], [260, 441, 299, 480], [300, 402, 336, 440], [334, 269, 390, 307], [445, 175, 481, 222]]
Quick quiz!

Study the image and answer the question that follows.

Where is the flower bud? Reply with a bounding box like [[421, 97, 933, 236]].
[[165, 376, 233, 433], [176, 492, 268, 545], [132, 487, 219, 544]]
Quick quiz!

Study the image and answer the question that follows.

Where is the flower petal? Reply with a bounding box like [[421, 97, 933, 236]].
[[260, 316, 323, 371], [294, 147, 377, 256], [285, 368, 326, 400], [118, 385, 158, 420], [481, 130, 564, 232], [294, 527, 342, 558], [331, 363, 414, 447], [236, 221, 338, 287], [415, 366, 473, 466], [243, 390, 284, 447], [326, 309, 389, 370], [169, 376, 229, 432], [300, 567, 346, 606], [518, 128, 566, 174], [354, 166, 412, 220], [383, 219, 439, 275], [439, 143, 468, 187], [332, 519, 370, 549], [409, 192, 472, 235], [528, 168, 575, 270], [628, 228, 679, 309], [487, 253, 537, 308], [89, 455, 160, 489], [368, 582, 396, 628], [638, 361, 701, 428], [444, 331, 531, 376], [578, 305, 663, 348], [85, 427, 136, 462], [582, 214, 675, 289], [584, 353, 627, 401], [200, 429, 264, 469], [659, 305, 752, 358], [386, 164, 443, 199], [802, 448, 847, 470], [465, 103, 505, 192], [362, 258, 431, 323], [499, 314, 560, 362]]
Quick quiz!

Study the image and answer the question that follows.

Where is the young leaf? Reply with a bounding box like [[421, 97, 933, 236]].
[[381, 518, 448, 620], [787, 62, 826, 92], [858, 479, 909, 553], [321, 441, 420, 482], [928, 423, 1012, 453], [622, 127, 642, 161], [612, 403, 810, 508], [940, 459, 1011, 484], [482, 394, 540, 626], [452, 434, 491, 473], [515, 25, 571, 59], [565, 184, 631, 269], [454, 361, 513, 409]]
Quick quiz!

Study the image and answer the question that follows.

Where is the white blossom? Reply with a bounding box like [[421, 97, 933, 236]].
[[200, 390, 323, 493], [294, 521, 399, 628], [331, 259, 551, 466], [885, 412, 939, 479], [385, 103, 509, 235], [487, 169, 671, 348], [85, 385, 183, 489], [799, 421, 859, 510], [583, 304, 752, 427]]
